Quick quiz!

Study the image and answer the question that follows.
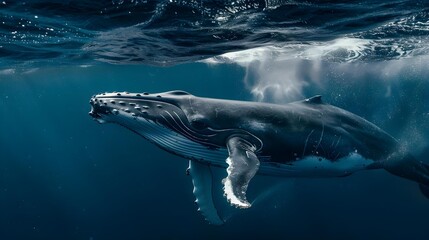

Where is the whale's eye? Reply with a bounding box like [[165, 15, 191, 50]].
[[191, 119, 208, 130]]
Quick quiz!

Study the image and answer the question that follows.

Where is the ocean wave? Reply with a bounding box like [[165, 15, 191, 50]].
[[0, 0, 428, 67]]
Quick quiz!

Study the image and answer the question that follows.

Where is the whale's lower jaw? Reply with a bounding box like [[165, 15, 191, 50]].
[[104, 112, 228, 164]]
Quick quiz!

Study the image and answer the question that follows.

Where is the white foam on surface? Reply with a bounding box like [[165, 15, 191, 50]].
[[202, 35, 429, 104], [202, 37, 373, 65]]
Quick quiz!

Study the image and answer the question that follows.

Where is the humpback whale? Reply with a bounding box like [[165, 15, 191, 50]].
[[89, 90, 429, 224]]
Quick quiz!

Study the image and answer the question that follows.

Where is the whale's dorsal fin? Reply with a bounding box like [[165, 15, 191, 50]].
[[304, 95, 323, 104], [188, 160, 224, 225], [223, 136, 260, 209]]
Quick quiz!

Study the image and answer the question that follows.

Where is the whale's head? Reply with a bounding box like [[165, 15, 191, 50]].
[[89, 90, 215, 131], [89, 90, 260, 163], [89, 90, 191, 124]]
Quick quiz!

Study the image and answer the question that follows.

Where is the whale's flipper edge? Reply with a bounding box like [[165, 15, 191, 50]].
[[223, 136, 260, 209], [188, 160, 224, 225]]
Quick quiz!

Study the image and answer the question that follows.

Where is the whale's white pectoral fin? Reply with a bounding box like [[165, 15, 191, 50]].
[[188, 160, 224, 225], [223, 136, 260, 209]]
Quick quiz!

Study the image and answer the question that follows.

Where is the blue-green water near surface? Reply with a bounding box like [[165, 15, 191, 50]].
[[1, 0, 429, 239]]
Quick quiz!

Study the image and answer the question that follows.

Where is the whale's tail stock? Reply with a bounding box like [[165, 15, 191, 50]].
[[419, 183, 429, 199], [383, 152, 429, 199], [414, 162, 429, 199]]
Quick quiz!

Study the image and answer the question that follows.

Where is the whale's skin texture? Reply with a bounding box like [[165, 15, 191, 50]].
[[89, 90, 429, 223]]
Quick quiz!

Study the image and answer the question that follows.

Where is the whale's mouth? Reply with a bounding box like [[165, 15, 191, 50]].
[[88, 109, 101, 119], [89, 97, 109, 124], [89, 108, 106, 124]]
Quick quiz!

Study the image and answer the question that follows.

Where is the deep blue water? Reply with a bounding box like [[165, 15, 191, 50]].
[[1, 1, 429, 240]]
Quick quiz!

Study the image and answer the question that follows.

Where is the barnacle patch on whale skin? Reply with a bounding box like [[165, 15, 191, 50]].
[[223, 157, 251, 209], [223, 137, 260, 209]]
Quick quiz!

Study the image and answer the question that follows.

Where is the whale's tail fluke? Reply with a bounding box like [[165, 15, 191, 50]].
[[383, 153, 429, 199]]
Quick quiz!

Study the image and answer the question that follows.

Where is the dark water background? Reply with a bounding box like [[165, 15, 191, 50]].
[[1, 0, 429, 239], [1, 62, 429, 240]]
